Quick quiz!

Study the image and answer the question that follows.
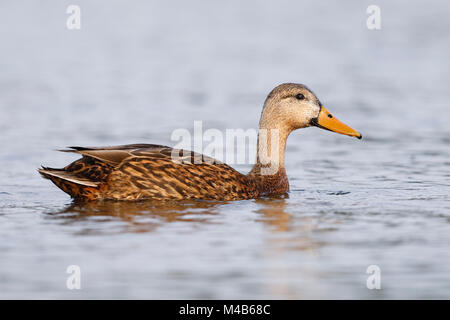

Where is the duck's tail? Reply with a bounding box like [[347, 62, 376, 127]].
[[38, 166, 101, 200]]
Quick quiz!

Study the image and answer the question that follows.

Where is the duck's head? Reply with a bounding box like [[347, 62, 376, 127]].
[[261, 83, 362, 139]]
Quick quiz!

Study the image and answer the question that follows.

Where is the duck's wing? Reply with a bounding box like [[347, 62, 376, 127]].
[[40, 144, 246, 200], [59, 144, 170, 166], [106, 146, 254, 200], [61, 143, 223, 166], [39, 144, 169, 197]]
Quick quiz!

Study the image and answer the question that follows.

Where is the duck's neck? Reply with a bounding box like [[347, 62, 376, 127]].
[[247, 118, 291, 194], [250, 126, 290, 175]]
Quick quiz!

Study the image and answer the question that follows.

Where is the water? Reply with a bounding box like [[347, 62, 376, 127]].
[[0, 0, 449, 299]]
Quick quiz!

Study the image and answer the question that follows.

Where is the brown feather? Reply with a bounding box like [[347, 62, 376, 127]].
[[39, 144, 286, 201]]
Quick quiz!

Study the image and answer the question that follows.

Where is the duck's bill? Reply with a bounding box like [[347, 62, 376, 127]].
[[311, 106, 362, 139]]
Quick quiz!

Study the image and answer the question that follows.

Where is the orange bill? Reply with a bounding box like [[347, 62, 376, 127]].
[[311, 106, 362, 139]]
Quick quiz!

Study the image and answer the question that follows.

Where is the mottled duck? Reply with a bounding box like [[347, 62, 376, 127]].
[[39, 83, 361, 201]]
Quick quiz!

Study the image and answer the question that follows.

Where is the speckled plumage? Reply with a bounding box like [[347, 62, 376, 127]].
[[39, 144, 287, 201]]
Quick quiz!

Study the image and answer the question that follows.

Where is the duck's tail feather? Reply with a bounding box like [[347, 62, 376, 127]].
[[38, 166, 103, 200], [38, 167, 100, 187]]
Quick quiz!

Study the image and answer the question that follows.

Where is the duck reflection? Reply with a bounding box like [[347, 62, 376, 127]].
[[253, 197, 325, 299], [253, 196, 320, 250], [47, 200, 225, 233], [253, 196, 293, 232]]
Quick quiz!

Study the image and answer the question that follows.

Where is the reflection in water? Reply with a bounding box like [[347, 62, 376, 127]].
[[254, 196, 322, 251], [46, 200, 226, 233], [254, 196, 292, 232], [253, 197, 326, 299]]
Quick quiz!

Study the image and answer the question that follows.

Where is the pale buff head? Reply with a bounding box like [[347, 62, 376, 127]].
[[259, 83, 322, 132], [253, 83, 361, 175]]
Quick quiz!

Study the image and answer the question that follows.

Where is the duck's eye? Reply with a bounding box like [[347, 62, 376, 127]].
[[295, 93, 305, 100]]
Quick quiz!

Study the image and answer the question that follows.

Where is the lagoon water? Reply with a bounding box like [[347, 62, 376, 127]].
[[0, 0, 449, 298]]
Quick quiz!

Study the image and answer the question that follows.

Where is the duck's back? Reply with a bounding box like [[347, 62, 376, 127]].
[[39, 144, 259, 201]]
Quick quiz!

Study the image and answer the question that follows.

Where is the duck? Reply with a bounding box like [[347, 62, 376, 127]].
[[39, 83, 361, 201]]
